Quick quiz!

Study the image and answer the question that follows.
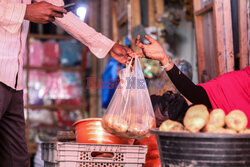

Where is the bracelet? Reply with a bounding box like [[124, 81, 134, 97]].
[[160, 58, 172, 71]]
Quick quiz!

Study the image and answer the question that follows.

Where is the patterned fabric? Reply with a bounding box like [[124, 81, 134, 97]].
[[0, 0, 115, 90]]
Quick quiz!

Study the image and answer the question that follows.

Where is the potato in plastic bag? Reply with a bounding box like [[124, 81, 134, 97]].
[[102, 57, 156, 140]]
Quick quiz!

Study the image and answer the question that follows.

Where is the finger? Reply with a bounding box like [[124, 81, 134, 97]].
[[136, 40, 145, 49], [50, 5, 67, 14], [145, 35, 156, 44], [135, 35, 142, 47], [50, 11, 64, 18], [135, 50, 145, 58], [48, 16, 55, 22]]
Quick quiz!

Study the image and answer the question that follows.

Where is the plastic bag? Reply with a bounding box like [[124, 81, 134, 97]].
[[102, 57, 156, 140]]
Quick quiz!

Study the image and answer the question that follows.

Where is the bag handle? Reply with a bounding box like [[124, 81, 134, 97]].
[[126, 57, 134, 72]]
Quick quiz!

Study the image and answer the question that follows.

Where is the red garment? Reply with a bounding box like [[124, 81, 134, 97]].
[[199, 67, 250, 127], [134, 135, 161, 167]]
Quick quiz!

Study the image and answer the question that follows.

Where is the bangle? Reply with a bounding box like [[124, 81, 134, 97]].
[[160, 58, 172, 71]]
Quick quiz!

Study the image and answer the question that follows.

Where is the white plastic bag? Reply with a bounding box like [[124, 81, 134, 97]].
[[102, 57, 156, 140]]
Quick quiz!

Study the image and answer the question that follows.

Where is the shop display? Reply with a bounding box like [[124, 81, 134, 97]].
[[28, 40, 44, 67], [159, 105, 249, 134], [42, 41, 60, 67], [59, 40, 82, 67], [102, 57, 156, 140]]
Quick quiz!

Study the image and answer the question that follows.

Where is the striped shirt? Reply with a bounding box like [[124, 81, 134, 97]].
[[0, 0, 115, 90]]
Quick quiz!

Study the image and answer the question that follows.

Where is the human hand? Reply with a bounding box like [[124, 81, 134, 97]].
[[135, 35, 170, 64], [24, 1, 67, 24], [109, 43, 133, 65]]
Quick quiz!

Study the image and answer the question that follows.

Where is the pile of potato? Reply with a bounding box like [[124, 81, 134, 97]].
[[102, 112, 155, 140], [159, 104, 250, 134]]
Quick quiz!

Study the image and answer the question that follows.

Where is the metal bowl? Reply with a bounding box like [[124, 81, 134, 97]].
[[151, 128, 250, 167], [73, 118, 134, 145]]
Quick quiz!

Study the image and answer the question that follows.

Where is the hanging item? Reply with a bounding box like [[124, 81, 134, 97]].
[[102, 57, 156, 140]]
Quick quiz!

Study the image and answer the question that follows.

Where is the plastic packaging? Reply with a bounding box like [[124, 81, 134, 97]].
[[102, 57, 156, 140]]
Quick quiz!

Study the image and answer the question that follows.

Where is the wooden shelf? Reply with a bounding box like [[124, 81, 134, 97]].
[[23, 66, 82, 72], [195, 3, 213, 16], [24, 105, 84, 111], [28, 34, 73, 40]]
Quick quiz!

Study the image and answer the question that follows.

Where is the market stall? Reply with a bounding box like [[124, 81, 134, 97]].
[[0, 0, 249, 167]]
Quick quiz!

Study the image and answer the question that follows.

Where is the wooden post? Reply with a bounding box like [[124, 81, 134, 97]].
[[223, 0, 234, 72], [193, 0, 206, 82], [239, 0, 249, 69], [213, 0, 234, 75], [155, 0, 164, 26], [148, 0, 155, 26], [89, 0, 98, 118], [131, 0, 141, 28], [130, 0, 141, 48], [112, 0, 118, 42]]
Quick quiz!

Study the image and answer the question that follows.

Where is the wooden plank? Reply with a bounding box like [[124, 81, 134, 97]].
[[88, 0, 98, 118], [80, 46, 87, 118], [223, 0, 234, 72], [130, 0, 141, 49], [148, 0, 155, 26], [28, 34, 73, 40], [23, 66, 82, 72], [131, 0, 141, 28], [24, 105, 84, 110], [239, 0, 249, 69], [200, 0, 213, 8], [112, 0, 118, 42], [155, 0, 164, 26], [195, 3, 213, 16], [202, 12, 217, 79], [193, 0, 206, 82], [213, 0, 226, 76]]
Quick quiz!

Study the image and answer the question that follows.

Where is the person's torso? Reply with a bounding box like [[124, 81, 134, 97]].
[[0, 0, 31, 90]]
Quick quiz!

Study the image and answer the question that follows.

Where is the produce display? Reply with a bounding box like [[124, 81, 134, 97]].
[[159, 105, 249, 134]]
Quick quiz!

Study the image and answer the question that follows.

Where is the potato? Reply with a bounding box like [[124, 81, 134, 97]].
[[207, 109, 225, 127], [206, 128, 237, 134], [239, 129, 250, 134], [184, 105, 209, 132], [204, 125, 218, 133], [204, 109, 225, 132], [225, 110, 248, 132], [159, 120, 184, 132], [102, 114, 128, 134]]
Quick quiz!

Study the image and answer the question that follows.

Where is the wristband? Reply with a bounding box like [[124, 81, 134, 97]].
[[160, 58, 172, 71]]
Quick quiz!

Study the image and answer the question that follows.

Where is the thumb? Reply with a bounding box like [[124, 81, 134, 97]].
[[145, 35, 156, 44]]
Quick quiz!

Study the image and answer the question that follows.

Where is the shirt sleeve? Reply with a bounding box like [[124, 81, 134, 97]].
[[38, 0, 115, 58], [166, 65, 212, 109], [0, 2, 26, 33], [53, 12, 115, 59]]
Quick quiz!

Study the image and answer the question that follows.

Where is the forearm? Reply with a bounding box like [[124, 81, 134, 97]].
[[53, 12, 115, 58], [166, 65, 212, 108]]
